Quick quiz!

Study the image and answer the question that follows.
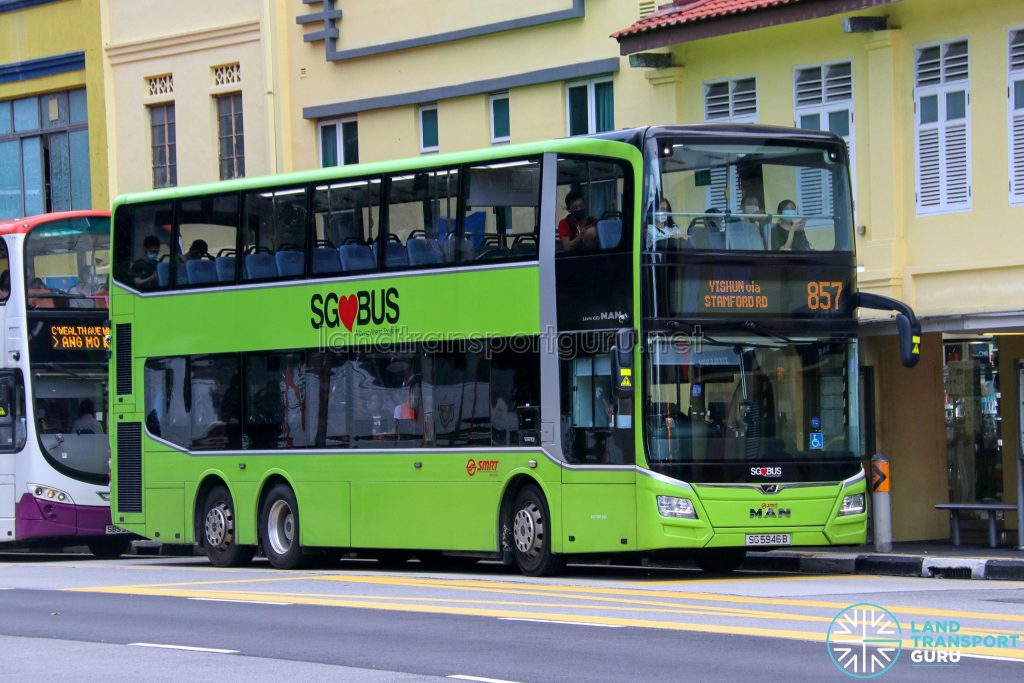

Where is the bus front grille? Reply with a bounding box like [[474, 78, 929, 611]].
[[116, 422, 142, 513]]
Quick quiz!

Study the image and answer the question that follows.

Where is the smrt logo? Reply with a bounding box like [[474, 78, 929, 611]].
[[466, 458, 499, 476], [310, 287, 399, 331], [751, 466, 782, 478]]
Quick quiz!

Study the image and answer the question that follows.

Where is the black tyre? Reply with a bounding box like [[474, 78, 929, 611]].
[[695, 549, 747, 574], [87, 536, 133, 559], [510, 485, 564, 577], [201, 485, 256, 568], [374, 550, 414, 568], [260, 483, 307, 570]]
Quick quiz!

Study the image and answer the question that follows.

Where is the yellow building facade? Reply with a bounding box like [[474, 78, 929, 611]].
[[0, 0, 107, 218], [100, 0, 287, 196]]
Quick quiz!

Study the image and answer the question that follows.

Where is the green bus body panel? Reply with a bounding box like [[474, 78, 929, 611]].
[[115, 267, 539, 358], [145, 485, 185, 543], [562, 481, 637, 553], [693, 483, 843, 528]]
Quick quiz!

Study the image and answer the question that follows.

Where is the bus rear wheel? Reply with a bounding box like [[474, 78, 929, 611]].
[[260, 483, 307, 570], [202, 485, 256, 568], [87, 536, 132, 559], [695, 549, 747, 574], [510, 485, 564, 577]]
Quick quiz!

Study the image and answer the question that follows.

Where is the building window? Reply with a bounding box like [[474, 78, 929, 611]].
[[703, 78, 757, 211], [150, 103, 176, 188], [318, 118, 359, 167], [216, 93, 244, 180], [419, 105, 438, 153], [1009, 29, 1024, 205], [0, 88, 91, 219], [914, 39, 970, 215], [794, 62, 854, 223], [490, 93, 510, 144], [704, 77, 757, 121], [566, 78, 614, 136]]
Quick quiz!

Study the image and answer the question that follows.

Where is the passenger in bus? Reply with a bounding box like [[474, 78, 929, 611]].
[[130, 235, 162, 289], [646, 198, 686, 249], [0, 270, 10, 301], [72, 399, 103, 434], [557, 188, 598, 252], [770, 200, 810, 251], [186, 239, 210, 260], [27, 278, 55, 309]]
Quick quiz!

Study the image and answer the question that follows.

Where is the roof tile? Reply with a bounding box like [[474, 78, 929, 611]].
[[612, 0, 807, 39]]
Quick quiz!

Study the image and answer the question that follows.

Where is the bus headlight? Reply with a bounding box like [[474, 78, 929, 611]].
[[839, 494, 865, 516], [28, 484, 74, 505], [657, 496, 697, 519]]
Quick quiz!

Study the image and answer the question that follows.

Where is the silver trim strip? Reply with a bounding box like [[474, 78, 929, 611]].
[[841, 468, 866, 489], [635, 467, 695, 493], [696, 481, 841, 491]]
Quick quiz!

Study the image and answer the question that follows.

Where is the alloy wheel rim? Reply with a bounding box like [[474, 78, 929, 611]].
[[514, 503, 543, 558], [205, 503, 232, 550], [267, 499, 294, 556]]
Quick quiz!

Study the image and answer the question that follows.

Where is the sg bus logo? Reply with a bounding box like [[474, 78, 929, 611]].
[[310, 288, 400, 331]]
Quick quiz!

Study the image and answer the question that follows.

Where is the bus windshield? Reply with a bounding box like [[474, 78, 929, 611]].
[[644, 136, 853, 252], [24, 216, 110, 310], [644, 334, 857, 466], [33, 366, 108, 482]]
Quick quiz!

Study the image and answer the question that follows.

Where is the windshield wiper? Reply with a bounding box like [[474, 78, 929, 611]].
[[34, 363, 92, 381], [743, 320, 793, 344]]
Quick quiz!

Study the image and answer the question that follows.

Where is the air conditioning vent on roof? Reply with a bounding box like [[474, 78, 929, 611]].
[[639, 1, 657, 18]]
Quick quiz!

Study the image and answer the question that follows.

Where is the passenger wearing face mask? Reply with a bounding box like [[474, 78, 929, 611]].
[[770, 199, 810, 251], [130, 235, 162, 289], [646, 197, 685, 249], [557, 188, 598, 252]]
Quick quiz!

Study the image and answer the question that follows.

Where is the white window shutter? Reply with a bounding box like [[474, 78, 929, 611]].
[[917, 126, 942, 209], [1012, 102, 1024, 203], [944, 120, 969, 205]]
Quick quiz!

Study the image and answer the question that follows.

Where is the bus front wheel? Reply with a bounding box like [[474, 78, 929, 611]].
[[202, 485, 256, 568], [87, 536, 132, 559], [510, 485, 564, 577], [260, 483, 307, 570]]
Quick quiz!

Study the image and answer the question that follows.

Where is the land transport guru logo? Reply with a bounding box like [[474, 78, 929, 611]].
[[310, 287, 399, 331], [826, 603, 902, 678]]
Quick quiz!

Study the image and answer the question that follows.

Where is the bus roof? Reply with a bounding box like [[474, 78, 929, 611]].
[[0, 210, 111, 236]]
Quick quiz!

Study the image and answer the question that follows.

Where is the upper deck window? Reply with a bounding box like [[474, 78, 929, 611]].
[[23, 216, 110, 309], [644, 137, 853, 253]]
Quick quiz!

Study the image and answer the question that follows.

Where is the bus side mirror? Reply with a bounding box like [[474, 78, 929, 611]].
[[896, 314, 921, 368], [611, 328, 636, 399]]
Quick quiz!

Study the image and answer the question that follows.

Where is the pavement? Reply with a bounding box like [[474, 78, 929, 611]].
[[745, 541, 1024, 581]]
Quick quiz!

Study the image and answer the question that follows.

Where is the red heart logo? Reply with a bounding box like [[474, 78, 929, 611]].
[[338, 295, 358, 331]]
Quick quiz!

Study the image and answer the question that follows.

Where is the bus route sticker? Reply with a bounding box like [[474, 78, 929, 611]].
[[826, 603, 903, 678]]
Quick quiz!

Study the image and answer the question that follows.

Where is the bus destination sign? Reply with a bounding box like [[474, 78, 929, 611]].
[[663, 264, 854, 319], [49, 323, 110, 351]]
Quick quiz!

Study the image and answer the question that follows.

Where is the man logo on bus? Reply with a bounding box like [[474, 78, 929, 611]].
[[310, 287, 399, 331], [466, 458, 499, 476]]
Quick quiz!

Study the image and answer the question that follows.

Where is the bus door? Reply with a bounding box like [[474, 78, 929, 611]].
[[552, 156, 638, 551], [0, 371, 25, 539]]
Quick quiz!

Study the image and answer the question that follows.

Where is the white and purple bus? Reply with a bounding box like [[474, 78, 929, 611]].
[[0, 210, 127, 557]]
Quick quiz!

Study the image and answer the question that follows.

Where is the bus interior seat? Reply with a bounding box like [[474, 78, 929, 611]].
[[407, 238, 444, 265], [275, 250, 305, 277], [597, 218, 622, 249], [185, 259, 218, 285], [436, 216, 454, 242], [311, 247, 342, 274], [726, 221, 766, 251], [156, 260, 170, 287], [44, 275, 78, 291], [215, 256, 236, 282], [339, 243, 376, 272], [687, 218, 726, 250], [374, 241, 410, 268], [245, 252, 278, 279], [511, 234, 538, 257], [464, 211, 486, 249], [443, 235, 475, 263]]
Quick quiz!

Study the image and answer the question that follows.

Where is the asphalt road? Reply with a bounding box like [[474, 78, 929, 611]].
[[0, 552, 1022, 681]]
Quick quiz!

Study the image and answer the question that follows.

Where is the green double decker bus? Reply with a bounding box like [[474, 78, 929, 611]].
[[109, 125, 919, 575]]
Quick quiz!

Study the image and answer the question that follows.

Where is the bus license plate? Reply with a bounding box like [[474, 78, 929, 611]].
[[745, 533, 790, 546], [105, 525, 130, 535]]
